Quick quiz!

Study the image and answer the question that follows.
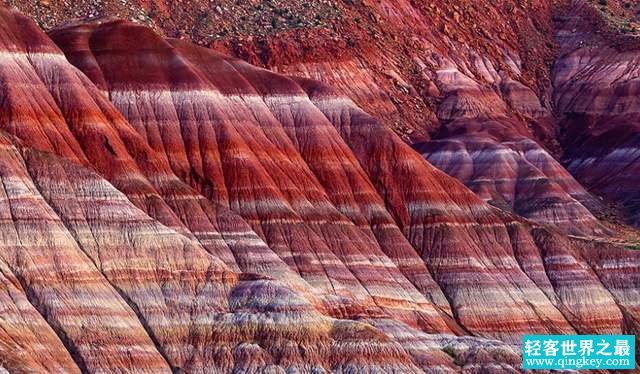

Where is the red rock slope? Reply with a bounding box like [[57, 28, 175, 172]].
[[554, 0, 640, 227], [52, 10, 640, 345], [237, 0, 610, 236], [4, 0, 613, 235], [229, 0, 610, 237], [0, 4, 637, 372]]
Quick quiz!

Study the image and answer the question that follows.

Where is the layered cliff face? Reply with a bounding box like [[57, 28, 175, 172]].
[[554, 0, 640, 227], [4, 1, 621, 233], [413, 118, 609, 236], [257, 0, 608, 235], [0, 2, 638, 372], [0, 6, 440, 372], [241, 0, 612, 236]]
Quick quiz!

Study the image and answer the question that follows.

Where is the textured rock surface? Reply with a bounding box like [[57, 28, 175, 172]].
[[51, 8, 640, 349], [414, 118, 606, 236], [554, 0, 640, 227], [0, 1, 622, 234], [0, 2, 638, 372], [230, 0, 608, 236]]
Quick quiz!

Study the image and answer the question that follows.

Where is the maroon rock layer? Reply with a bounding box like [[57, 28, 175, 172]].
[[0, 6, 444, 372], [414, 118, 607, 236], [0, 3, 636, 372], [51, 16, 639, 344], [0, 0, 618, 235], [554, 0, 640, 227], [259, 0, 606, 237]]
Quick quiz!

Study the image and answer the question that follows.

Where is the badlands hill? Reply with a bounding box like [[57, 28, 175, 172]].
[[0, 0, 637, 372], [10, 0, 640, 230]]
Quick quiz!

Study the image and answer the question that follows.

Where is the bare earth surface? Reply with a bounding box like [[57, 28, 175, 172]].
[[0, 0, 638, 372]]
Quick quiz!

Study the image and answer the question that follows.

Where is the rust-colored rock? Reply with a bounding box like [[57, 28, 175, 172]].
[[554, 0, 640, 227], [0, 2, 637, 372]]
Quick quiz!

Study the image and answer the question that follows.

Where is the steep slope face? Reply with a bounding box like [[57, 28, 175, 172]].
[[228, 0, 608, 235], [0, 5, 526, 372], [4, 0, 610, 235], [238, 0, 607, 235], [49, 17, 640, 347], [413, 118, 606, 236], [3, 132, 435, 373], [0, 4, 639, 372], [51, 21, 462, 334], [49, 19, 483, 333], [296, 78, 637, 338], [0, 6, 452, 372], [554, 0, 640, 227], [9, 0, 555, 136]]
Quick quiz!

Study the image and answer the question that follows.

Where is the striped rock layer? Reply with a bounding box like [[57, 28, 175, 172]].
[[554, 0, 640, 227], [6, 0, 603, 236], [0, 4, 636, 373], [251, 0, 608, 236], [413, 118, 607, 237]]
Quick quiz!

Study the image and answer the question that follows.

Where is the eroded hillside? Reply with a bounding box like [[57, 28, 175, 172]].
[[0, 1, 638, 372]]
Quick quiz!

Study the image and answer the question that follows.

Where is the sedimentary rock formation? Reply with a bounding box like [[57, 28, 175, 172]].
[[242, 0, 607, 236], [0, 2, 637, 372], [2, 0, 619, 233], [414, 118, 606, 236], [554, 0, 640, 226]]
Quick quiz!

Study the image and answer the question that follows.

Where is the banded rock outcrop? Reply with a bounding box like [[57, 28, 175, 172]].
[[414, 118, 607, 236], [251, 0, 607, 237], [0, 3, 637, 372], [51, 13, 639, 344], [0, 6, 447, 372], [554, 0, 640, 227], [3, 0, 611, 235]]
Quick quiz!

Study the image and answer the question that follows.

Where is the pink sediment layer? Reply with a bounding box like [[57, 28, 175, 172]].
[[0, 4, 634, 372]]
